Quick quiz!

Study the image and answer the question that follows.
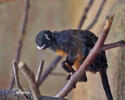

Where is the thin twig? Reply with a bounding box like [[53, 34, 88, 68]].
[[36, 61, 44, 85], [101, 40, 125, 51], [50, 72, 67, 77], [12, 60, 28, 100], [86, 0, 106, 30], [78, 0, 94, 29], [38, 56, 62, 86], [15, 0, 30, 63], [12, 60, 23, 90], [18, 61, 41, 100], [55, 15, 114, 97], [8, 0, 30, 89]]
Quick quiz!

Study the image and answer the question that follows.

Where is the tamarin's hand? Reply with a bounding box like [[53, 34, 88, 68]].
[[62, 59, 75, 73], [62, 60, 76, 80]]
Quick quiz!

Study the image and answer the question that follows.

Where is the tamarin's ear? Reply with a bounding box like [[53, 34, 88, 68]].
[[44, 30, 52, 40], [45, 33, 50, 40]]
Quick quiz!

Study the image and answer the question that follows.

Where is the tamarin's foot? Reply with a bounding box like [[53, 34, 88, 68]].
[[62, 61, 75, 73], [66, 74, 71, 80]]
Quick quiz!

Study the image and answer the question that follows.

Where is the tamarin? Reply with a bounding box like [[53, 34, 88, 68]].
[[35, 29, 113, 100]]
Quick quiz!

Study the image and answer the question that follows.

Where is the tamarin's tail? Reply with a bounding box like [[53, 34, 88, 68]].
[[100, 69, 113, 100]]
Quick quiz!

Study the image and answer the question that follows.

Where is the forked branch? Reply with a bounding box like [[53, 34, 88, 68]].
[[18, 61, 41, 100], [12, 60, 28, 100], [8, 0, 30, 89]]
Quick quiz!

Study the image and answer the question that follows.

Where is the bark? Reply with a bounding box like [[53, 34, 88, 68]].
[[0, 90, 67, 100]]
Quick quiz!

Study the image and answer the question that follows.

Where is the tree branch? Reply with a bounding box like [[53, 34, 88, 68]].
[[77, 0, 94, 29], [36, 61, 44, 85], [8, 0, 30, 89], [18, 61, 41, 100], [16, 0, 30, 64], [38, 56, 62, 86], [101, 40, 125, 51], [55, 15, 114, 97], [12, 60, 28, 100], [0, 90, 67, 100], [50, 72, 67, 77], [86, 0, 106, 30], [12, 60, 23, 90]]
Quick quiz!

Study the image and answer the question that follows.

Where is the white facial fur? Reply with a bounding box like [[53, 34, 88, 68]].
[[37, 44, 46, 50]]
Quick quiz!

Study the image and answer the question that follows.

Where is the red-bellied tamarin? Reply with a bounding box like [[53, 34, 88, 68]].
[[35, 29, 113, 100]]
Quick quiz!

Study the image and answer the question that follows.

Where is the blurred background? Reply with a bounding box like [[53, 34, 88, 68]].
[[0, 0, 125, 100]]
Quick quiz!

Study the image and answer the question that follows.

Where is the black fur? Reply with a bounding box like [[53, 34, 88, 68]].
[[35, 29, 113, 100], [35, 29, 108, 72], [100, 69, 113, 100]]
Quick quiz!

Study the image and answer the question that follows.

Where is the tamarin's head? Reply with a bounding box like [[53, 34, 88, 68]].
[[35, 30, 53, 50]]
